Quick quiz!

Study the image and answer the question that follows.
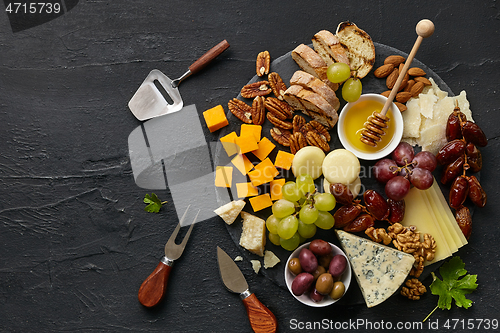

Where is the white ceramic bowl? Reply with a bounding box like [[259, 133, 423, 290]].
[[284, 241, 351, 307], [337, 93, 403, 160]]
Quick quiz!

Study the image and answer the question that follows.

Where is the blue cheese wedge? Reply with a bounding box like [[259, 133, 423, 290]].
[[335, 230, 415, 308], [239, 212, 266, 257], [214, 200, 246, 225]]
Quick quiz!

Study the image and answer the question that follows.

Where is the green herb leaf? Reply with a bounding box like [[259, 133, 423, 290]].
[[144, 193, 166, 213], [424, 256, 478, 322]]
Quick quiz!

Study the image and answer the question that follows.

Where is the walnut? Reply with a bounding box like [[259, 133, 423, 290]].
[[421, 233, 437, 261], [389, 223, 421, 254], [240, 81, 271, 99], [410, 252, 425, 278], [256, 51, 270, 77], [401, 278, 426, 300], [365, 227, 392, 245]]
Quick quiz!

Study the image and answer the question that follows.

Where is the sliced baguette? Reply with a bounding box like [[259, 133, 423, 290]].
[[312, 30, 350, 66], [290, 70, 340, 111], [336, 21, 375, 79], [284, 85, 338, 129], [291, 44, 339, 91]]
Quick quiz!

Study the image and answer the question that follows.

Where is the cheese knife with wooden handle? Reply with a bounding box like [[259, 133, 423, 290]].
[[216, 246, 278, 333]]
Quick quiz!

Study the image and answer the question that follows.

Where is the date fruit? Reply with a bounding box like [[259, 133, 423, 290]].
[[343, 213, 375, 232], [329, 183, 354, 205], [363, 190, 389, 220], [466, 143, 483, 173], [387, 198, 405, 224], [440, 156, 464, 184], [467, 175, 487, 208], [333, 205, 362, 228], [455, 205, 472, 240], [436, 139, 466, 165], [449, 176, 469, 210], [462, 121, 488, 147], [446, 112, 462, 141]]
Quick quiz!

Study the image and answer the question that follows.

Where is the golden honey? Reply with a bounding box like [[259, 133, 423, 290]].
[[342, 99, 396, 153]]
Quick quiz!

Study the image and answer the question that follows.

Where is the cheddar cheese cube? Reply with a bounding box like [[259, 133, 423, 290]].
[[214, 166, 233, 188], [236, 182, 259, 198], [234, 134, 259, 154], [240, 124, 262, 142], [248, 158, 279, 186], [274, 150, 295, 170], [203, 105, 228, 132], [231, 154, 254, 175], [220, 131, 239, 157], [249, 193, 273, 212], [252, 137, 276, 161], [270, 178, 286, 201]]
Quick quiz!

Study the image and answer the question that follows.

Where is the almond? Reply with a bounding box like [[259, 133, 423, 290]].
[[408, 67, 426, 77], [384, 55, 406, 67], [398, 63, 409, 91], [394, 102, 407, 112], [396, 91, 412, 103], [380, 90, 391, 98], [410, 81, 425, 97], [373, 64, 394, 78], [386, 67, 399, 90], [414, 76, 432, 86], [404, 79, 415, 93]]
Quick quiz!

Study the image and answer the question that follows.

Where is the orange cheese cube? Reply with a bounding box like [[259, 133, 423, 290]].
[[236, 182, 259, 198], [214, 166, 233, 188], [270, 178, 286, 200], [252, 137, 276, 161], [220, 131, 238, 157], [274, 150, 295, 170], [234, 134, 259, 154], [231, 154, 254, 175], [249, 193, 273, 212], [248, 158, 279, 186], [240, 124, 262, 142], [203, 105, 228, 132]]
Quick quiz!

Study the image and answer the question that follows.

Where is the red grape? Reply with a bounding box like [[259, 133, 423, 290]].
[[409, 167, 433, 190], [385, 176, 411, 201], [373, 159, 398, 183], [391, 142, 415, 166], [412, 151, 437, 172]]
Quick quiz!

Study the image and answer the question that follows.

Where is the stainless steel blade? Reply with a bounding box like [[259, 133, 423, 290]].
[[217, 246, 248, 294]]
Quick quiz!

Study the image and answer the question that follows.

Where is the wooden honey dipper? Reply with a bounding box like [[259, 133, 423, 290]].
[[360, 19, 435, 147]]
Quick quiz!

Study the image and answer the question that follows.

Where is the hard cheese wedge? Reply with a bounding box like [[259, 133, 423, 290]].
[[400, 186, 452, 265], [239, 212, 266, 257], [336, 230, 415, 308], [214, 200, 246, 225]]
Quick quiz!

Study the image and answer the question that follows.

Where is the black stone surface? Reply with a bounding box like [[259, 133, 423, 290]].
[[0, 1, 498, 332]]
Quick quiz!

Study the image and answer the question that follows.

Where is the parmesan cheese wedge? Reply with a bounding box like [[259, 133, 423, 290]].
[[239, 212, 266, 257], [214, 200, 246, 225], [263, 250, 280, 269]]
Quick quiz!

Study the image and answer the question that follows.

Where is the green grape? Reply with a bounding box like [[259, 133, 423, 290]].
[[266, 215, 280, 234], [282, 181, 301, 202], [297, 219, 317, 239], [342, 77, 362, 102], [296, 174, 315, 196], [299, 205, 319, 224], [314, 192, 336, 211], [314, 210, 335, 230], [268, 232, 281, 246], [298, 234, 307, 244], [327, 62, 351, 83], [272, 199, 295, 219], [280, 232, 300, 251], [278, 215, 299, 240]]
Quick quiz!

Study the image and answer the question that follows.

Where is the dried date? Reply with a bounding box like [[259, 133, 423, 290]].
[[329, 183, 354, 205], [344, 213, 375, 233], [363, 190, 389, 221], [440, 155, 464, 185], [333, 205, 362, 228], [455, 205, 472, 240], [467, 175, 487, 208], [436, 139, 466, 165], [445, 112, 462, 141], [462, 121, 488, 147], [449, 176, 469, 210], [387, 199, 405, 224], [466, 143, 482, 173]]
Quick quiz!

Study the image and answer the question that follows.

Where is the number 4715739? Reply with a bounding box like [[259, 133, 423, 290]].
[[443, 319, 499, 330], [5, 2, 61, 14]]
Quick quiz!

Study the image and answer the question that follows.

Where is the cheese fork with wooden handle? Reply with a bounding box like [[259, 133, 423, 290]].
[[217, 246, 278, 333], [138, 206, 199, 307]]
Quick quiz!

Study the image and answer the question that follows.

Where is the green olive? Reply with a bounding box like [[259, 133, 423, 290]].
[[329, 281, 345, 300], [311, 265, 326, 280], [288, 258, 302, 275], [315, 273, 334, 295]]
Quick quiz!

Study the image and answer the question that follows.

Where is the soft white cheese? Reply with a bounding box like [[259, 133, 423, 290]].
[[335, 230, 415, 308]]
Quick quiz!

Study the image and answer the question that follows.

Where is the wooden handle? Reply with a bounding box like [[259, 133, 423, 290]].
[[381, 19, 434, 116], [138, 260, 172, 307], [242, 293, 278, 333], [189, 40, 230, 74]]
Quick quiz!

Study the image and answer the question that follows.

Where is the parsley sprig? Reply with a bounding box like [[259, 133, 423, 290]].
[[423, 256, 478, 322]]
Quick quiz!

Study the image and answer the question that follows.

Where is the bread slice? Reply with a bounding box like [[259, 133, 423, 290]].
[[284, 85, 339, 128], [336, 21, 375, 79], [312, 30, 350, 66], [290, 70, 340, 110], [291, 44, 339, 91]]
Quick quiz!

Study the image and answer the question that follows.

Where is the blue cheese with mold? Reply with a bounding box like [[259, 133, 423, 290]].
[[335, 230, 415, 308]]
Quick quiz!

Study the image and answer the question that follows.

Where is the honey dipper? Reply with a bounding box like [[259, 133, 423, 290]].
[[360, 19, 435, 147]]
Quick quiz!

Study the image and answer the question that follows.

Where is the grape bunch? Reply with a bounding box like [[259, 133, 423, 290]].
[[436, 104, 488, 239], [329, 183, 405, 232], [374, 142, 437, 201], [266, 174, 336, 251], [326, 63, 362, 103]]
